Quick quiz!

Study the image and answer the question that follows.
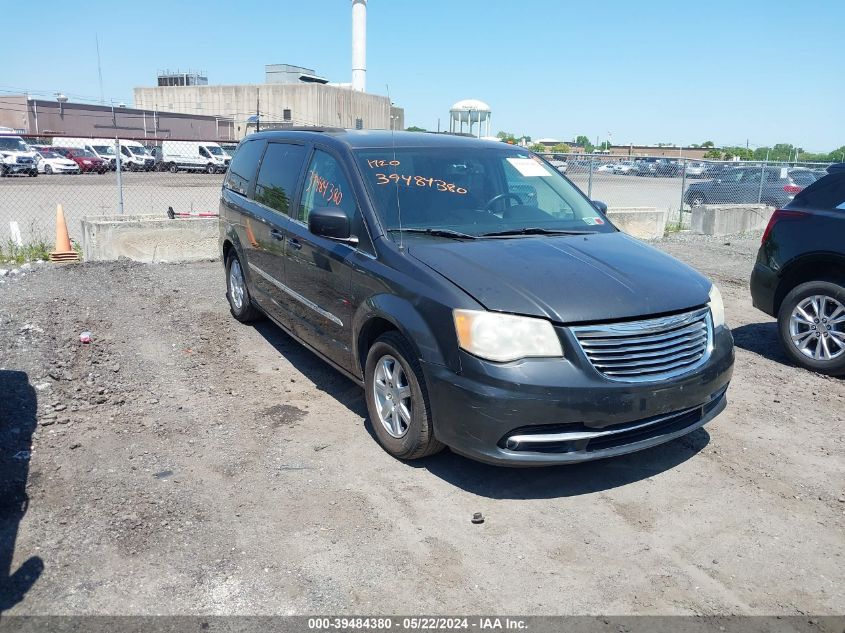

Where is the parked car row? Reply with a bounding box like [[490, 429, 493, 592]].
[[684, 167, 823, 208], [0, 132, 234, 177]]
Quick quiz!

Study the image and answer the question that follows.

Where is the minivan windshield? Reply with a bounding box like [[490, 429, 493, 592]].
[[355, 146, 614, 238], [205, 145, 225, 156], [128, 146, 150, 156]]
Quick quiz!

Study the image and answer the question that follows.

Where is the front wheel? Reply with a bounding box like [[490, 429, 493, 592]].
[[169, 163, 178, 174], [364, 332, 445, 460], [777, 280, 845, 376], [44, 165, 53, 175], [206, 163, 216, 174]]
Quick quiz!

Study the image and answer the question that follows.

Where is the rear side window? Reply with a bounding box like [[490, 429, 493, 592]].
[[225, 139, 265, 196], [254, 142, 308, 214], [299, 149, 358, 224], [792, 173, 845, 210]]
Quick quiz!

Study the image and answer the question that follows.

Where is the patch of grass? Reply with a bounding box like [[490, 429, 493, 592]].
[[0, 238, 53, 265]]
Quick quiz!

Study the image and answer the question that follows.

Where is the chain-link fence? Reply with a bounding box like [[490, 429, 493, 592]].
[[0, 134, 234, 248], [538, 153, 832, 229], [0, 133, 836, 251]]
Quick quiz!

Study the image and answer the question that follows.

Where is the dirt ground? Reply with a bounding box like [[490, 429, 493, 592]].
[[0, 233, 843, 616]]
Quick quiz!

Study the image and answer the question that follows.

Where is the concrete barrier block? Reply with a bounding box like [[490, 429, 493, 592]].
[[691, 204, 773, 236], [606, 207, 668, 240], [81, 215, 218, 263]]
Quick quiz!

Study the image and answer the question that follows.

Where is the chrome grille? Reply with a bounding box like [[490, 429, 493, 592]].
[[571, 308, 712, 382]]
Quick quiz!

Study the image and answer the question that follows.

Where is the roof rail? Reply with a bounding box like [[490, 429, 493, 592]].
[[271, 126, 347, 133]]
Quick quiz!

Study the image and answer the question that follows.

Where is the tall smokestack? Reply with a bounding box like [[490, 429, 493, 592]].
[[351, 0, 367, 92]]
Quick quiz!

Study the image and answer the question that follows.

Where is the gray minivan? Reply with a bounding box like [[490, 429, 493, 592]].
[[219, 129, 734, 466]]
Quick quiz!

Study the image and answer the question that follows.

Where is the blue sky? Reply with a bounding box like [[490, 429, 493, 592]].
[[4, 0, 843, 151]]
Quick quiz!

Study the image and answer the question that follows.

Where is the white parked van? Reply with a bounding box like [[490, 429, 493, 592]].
[[161, 141, 231, 174], [118, 140, 155, 171], [56, 138, 118, 170]]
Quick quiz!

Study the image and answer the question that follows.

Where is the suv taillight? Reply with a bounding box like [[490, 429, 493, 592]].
[[761, 209, 806, 245], [783, 184, 802, 194]]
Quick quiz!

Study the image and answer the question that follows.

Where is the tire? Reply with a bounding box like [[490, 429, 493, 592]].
[[777, 280, 845, 376], [169, 163, 178, 174], [364, 332, 445, 460], [206, 163, 216, 174], [688, 192, 706, 207], [29, 170, 37, 177], [45, 165, 52, 175], [225, 252, 262, 323]]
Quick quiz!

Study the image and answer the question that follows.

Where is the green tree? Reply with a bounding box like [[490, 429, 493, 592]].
[[575, 135, 594, 153], [529, 143, 548, 154], [753, 147, 771, 161], [497, 131, 519, 144], [722, 147, 753, 161], [405, 125, 427, 132], [703, 149, 722, 160], [551, 143, 571, 154], [701, 141, 715, 148]]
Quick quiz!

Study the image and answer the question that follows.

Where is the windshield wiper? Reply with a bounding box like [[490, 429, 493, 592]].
[[480, 227, 597, 237], [388, 228, 477, 240]]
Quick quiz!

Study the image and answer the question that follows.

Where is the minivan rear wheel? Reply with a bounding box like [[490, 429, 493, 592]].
[[226, 253, 262, 323], [778, 280, 845, 376], [364, 332, 445, 460]]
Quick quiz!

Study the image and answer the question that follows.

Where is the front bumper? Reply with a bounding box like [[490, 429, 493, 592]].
[[51, 164, 80, 173], [423, 327, 734, 466], [4, 162, 35, 174]]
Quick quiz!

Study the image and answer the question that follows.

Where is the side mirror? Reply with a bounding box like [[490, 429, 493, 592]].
[[308, 206, 357, 243], [591, 200, 608, 216]]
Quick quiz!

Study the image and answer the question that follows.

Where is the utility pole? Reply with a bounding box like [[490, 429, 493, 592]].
[[256, 89, 260, 133], [96, 33, 104, 105]]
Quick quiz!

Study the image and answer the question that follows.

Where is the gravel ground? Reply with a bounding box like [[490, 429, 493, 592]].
[[0, 232, 843, 616]]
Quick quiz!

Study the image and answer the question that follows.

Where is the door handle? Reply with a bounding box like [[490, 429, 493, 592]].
[[270, 229, 285, 241], [286, 237, 302, 250]]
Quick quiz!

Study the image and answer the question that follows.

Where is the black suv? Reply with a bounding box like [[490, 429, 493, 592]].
[[750, 171, 845, 375], [220, 129, 734, 466]]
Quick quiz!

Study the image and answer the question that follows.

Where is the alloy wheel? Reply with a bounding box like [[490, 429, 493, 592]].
[[228, 259, 246, 312], [789, 294, 845, 361], [372, 355, 412, 438]]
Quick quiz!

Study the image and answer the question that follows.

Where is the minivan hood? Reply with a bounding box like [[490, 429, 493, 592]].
[[408, 232, 712, 323]]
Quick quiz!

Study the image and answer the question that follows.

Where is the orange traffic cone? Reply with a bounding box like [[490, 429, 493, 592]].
[[49, 204, 80, 263]]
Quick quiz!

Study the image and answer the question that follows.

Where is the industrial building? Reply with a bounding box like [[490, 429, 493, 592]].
[[134, 71, 402, 139], [133, 0, 403, 139], [0, 94, 235, 140]]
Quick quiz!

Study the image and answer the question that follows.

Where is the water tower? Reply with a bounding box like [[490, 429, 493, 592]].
[[449, 99, 491, 138]]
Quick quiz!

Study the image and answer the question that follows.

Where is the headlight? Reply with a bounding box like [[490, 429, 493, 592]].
[[453, 309, 563, 362], [708, 284, 725, 329]]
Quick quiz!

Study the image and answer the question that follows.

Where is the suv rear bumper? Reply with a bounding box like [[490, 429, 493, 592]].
[[422, 327, 734, 466], [750, 262, 778, 317]]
